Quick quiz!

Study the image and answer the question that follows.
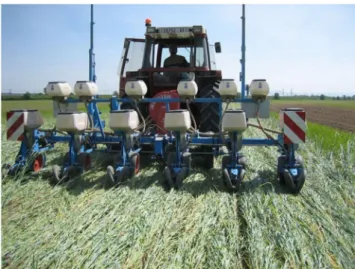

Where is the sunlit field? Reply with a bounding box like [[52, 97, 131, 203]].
[[2, 100, 355, 268]]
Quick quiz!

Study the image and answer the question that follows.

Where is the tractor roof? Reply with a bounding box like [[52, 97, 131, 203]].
[[145, 25, 207, 39]]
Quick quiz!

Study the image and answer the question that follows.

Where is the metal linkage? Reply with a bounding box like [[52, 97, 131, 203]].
[[3, 94, 306, 194], [110, 96, 304, 193], [3, 97, 114, 180], [105, 131, 141, 188], [2, 129, 52, 178], [276, 108, 307, 194]]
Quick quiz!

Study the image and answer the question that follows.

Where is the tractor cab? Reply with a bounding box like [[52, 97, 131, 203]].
[[118, 19, 222, 97]]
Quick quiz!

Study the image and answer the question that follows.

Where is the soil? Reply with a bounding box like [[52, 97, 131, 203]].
[[270, 103, 355, 133]]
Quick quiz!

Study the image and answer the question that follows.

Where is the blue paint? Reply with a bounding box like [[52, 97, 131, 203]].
[[230, 169, 239, 176], [89, 4, 96, 83], [173, 167, 182, 175], [154, 137, 164, 157], [240, 4, 246, 98], [290, 168, 298, 177]]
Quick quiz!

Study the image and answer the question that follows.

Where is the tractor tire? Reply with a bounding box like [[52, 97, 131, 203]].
[[198, 81, 221, 133], [202, 147, 214, 170], [198, 81, 220, 170]]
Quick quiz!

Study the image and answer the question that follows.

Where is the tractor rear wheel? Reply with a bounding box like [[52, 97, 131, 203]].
[[198, 81, 221, 133], [198, 81, 220, 170]]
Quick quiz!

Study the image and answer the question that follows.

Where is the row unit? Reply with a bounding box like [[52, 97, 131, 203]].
[[54, 109, 249, 134], [44, 79, 270, 99]]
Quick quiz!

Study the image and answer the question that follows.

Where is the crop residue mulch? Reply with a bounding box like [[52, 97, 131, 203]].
[[270, 103, 355, 133]]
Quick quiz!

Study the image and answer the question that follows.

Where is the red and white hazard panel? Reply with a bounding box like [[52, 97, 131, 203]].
[[7, 111, 25, 141], [280, 108, 306, 144]]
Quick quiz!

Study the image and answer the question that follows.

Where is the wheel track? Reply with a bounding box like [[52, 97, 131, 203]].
[[2, 117, 355, 268]]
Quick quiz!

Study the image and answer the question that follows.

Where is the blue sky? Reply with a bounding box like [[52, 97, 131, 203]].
[[2, 4, 355, 96]]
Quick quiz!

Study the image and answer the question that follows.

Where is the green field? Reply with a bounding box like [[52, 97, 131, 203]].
[[1, 100, 110, 120], [1, 100, 355, 268], [271, 99, 355, 109], [269, 112, 354, 154]]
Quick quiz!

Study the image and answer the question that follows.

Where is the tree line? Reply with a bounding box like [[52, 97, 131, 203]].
[[273, 93, 355, 100], [2, 91, 355, 101]]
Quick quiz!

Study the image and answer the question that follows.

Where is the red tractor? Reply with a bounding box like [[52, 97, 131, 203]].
[[116, 20, 223, 168]]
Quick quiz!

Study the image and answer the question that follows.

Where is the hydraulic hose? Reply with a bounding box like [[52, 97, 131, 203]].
[[134, 99, 146, 133], [186, 98, 197, 132]]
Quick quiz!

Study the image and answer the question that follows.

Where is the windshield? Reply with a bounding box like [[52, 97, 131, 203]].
[[142, 36, 209, 69]]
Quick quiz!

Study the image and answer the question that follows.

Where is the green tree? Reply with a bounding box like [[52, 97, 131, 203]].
[[274, 93, 280, 100], [23, 92, 31, 100], [320, 94, 326, 100]]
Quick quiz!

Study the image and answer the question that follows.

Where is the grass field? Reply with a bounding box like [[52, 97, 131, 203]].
[[269, 112, 354, 154], [271, 99, 355, 109], [1, 100, 110, 120], [1, 100, 355, 268]]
